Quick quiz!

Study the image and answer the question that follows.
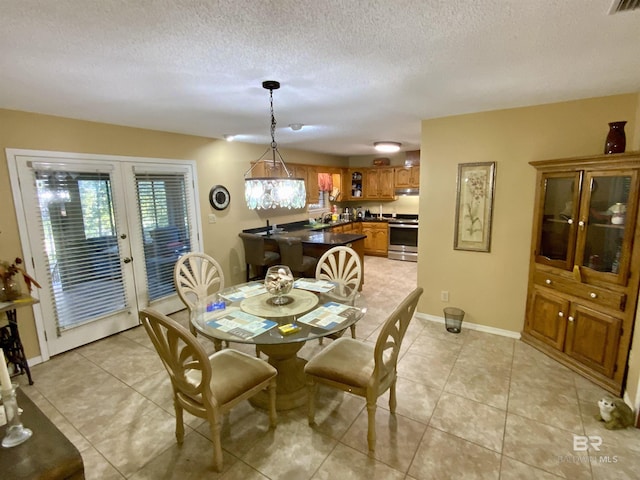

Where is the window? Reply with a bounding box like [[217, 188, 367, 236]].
[[135, 172, 192, 300], [308, 191, 329, 216]]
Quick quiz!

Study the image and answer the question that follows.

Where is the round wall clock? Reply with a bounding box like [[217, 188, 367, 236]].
[[209, 185, 230, 210]]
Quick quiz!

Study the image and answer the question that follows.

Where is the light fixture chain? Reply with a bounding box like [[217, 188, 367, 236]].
[[270, 88, 277, 149]]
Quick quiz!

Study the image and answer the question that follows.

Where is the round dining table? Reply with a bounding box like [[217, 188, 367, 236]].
[[191, 278, 366, 410]]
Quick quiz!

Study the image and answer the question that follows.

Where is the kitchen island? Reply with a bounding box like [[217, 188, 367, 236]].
[[242, 223, 366, 286]]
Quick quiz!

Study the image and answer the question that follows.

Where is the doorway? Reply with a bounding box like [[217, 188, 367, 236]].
[[6, 149, 202, 358]]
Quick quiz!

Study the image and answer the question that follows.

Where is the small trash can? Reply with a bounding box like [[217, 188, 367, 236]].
[[444, 307, 465, 334]]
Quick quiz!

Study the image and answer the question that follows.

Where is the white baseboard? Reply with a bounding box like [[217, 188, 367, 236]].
[[415, 312, 521, 340]]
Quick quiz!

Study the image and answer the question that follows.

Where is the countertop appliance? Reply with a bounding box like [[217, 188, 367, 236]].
[[388, 214, 418, 262]]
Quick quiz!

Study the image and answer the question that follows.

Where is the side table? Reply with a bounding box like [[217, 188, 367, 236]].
[[0, 389, 84, 478], [0, 297, 38, 385]]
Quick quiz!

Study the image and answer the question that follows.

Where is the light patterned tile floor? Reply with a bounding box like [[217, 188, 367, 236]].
[[16, 256, 640, 479]]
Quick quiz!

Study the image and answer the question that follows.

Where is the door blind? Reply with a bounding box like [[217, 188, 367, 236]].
[[34, 169, 128, 333], [135, 172, 193, 301]]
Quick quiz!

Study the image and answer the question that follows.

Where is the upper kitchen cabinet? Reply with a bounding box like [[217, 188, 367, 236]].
[[523, 152, 640, 395], [347, 169, 364, 200], [363, 167, 395, 200], [249, 160, 280, 178], [394, 166, 420, 188], [306, 166, 320, 204], [288, 164, 318, 205]]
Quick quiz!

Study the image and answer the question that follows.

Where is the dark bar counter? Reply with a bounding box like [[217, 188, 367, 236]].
[[242, 221, 367, 285]]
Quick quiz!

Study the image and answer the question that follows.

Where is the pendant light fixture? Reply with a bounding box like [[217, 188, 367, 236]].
[[244, 81, 306, 210]]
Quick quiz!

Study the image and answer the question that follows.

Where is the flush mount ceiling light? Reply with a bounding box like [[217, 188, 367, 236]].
[[289, 123, 304, 131], [374, 141, 402, 153], [244, 81, 306, 210], [223, 134, 235, 141]]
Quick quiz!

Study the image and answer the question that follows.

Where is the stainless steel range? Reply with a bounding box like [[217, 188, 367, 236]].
[[388, 215, 418, 262]]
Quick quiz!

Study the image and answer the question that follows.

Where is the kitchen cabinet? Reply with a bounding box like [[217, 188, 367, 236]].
[[363, 168, 395, 199], [250, 162, 320, 206], [344, 222, 361, 235], [522, 152, 640, 395], [289, 164, 319, 205], [347, 169, 364, 200], [249, 159, 284, 178], [362, 222, 388, 256], [306, 166, 319, 204], [394, 166, 420, 188]]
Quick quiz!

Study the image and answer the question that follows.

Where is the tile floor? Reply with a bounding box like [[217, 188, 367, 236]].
[[15, 256, 640, 479]]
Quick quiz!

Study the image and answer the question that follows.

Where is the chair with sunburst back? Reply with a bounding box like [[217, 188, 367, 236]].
[[174, 252, 224, 338], [315, 245, 363, 342], [304, 287, 423, 453], [140, 308, 277, 472]]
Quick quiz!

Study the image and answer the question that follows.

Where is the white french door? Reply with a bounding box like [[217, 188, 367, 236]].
[[7, 149, 201, 357]]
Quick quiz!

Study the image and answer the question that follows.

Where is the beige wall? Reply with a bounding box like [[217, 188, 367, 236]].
[[0, 109, 344, 358], [418, 92, 639, 402]]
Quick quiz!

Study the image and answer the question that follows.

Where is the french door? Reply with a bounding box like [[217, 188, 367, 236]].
[[7, 149, 201, 357]]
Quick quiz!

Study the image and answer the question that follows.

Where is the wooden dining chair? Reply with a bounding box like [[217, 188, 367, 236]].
[[139, 308, 277, 472], [304, 287, 423, 453], [314, 246, 363, 342], [174, 252, 224, 338]]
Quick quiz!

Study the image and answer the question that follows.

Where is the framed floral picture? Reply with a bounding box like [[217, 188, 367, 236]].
[[454, 162, 496, 252]]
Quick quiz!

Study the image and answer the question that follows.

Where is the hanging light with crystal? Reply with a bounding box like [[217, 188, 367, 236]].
[[244, 81, 306, 210]]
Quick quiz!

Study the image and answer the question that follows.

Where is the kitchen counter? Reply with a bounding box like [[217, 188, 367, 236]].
[[266, 229, 366, 245], [242, 223, 366, 286]]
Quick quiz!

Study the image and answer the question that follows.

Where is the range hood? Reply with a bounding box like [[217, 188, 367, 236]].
[[395, 188, 419, 196]]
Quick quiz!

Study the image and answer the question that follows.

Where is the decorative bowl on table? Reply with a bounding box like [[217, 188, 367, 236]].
[[264, 265, 294, 305]]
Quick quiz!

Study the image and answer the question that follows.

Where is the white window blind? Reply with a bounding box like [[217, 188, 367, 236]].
[[135, 172, 193, 301], [35, 169, 127, 333]]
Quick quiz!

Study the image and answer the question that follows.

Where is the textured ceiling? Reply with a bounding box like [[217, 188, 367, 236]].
[[1, 0, 639, 156]]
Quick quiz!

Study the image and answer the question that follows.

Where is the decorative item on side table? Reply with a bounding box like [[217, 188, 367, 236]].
[[604, 121, 626, 154], [264, 266, 294, 305], [0, 257, 41, 301], [453, 162, 497, 252], [1, 349, 32, 447]]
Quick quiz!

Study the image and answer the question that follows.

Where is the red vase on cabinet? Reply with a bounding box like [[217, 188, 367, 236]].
[[604, 121, 626, 154]]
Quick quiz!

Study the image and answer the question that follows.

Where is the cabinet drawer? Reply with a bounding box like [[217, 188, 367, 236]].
[[533, 271, 626, 311]]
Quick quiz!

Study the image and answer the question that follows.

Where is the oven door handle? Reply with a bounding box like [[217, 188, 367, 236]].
[[389, 224, 419, 229]]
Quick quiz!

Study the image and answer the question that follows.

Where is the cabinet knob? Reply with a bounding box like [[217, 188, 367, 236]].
[[568, 316, 574, 322], [545, 279, 552, 285], [567, 218, 573, 225], [590, 292, 597, 299], [578, 220, 585, 228], [558, 312, 564, 317]]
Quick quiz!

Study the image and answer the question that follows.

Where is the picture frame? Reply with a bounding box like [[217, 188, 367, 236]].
[[454, 162, 496, 252]]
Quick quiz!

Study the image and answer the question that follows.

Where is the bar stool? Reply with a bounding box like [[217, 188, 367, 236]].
[[238, 232, 281, 281], [276, 236, 318, 278]]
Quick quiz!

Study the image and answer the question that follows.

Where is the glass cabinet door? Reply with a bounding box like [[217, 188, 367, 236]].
[[536, 172, 582, 270], [576, 170, 639, 285]]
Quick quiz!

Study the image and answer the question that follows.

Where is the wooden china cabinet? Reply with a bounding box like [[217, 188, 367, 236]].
[[522, 152, 640, 395]]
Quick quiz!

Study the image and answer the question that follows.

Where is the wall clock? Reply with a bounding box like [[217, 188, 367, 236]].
[[209, 185, 230, 210]]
